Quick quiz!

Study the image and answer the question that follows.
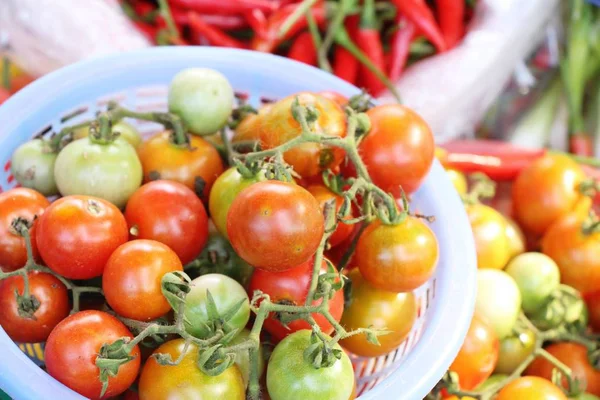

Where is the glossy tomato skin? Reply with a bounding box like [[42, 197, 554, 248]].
[[497, 377, 567, 400], [232, 103, 273, 144], [585, 291, 600, 333], [449, 315, 499, 390], [475, 269, 522, 339], [355, 218, 439, 292], [466, 203, 511, 270], [137, 132, 224, 200], [318, 91, 348, 106], [495, 330, 536, 375], [139, 338, 245, 400], [125, 180, 209, 264], [0, 188, 49, 272], [248, 258, 344, 341], [267, 330, 354, 400], [340, 270, 417, 357], [359, 104, 435, 194], [36, 195, 128, 279], [45, 310, 140, 399], [0, 271, 69, 343], [227, 181, 324, 272], [103, 240, 183, 321], [505, 216, 526, 260], [541, 212, 600, 296], [526, 342, 600, 396], [11, 139, 59, 196], [513, 154, 587, 236], [260, 93, 346, 178], [307, 184, 354, 247]]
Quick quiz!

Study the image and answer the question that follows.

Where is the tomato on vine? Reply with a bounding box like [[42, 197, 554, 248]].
[[466, 203, 511, 270], [495, 330, 536, 375], [496, 377, 567, 400], [73, 121, 142, 148], [232, 103, 273, 145], [317, 91, 348, 107], [307, 184, 354, 247], [505, 216, 526, 260]]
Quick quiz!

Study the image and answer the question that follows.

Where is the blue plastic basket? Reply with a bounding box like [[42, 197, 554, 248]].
[[0, 47, 477, 400]]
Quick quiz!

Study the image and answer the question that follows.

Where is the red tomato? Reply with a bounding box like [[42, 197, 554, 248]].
[[232, 103, 273, 145], [45, 310, 140, 399], [496, 377, 567, 400], [0, 271, 69, 343], [585, 291, 600, 333], [36, 195, 128, 279], [125, 180, 209, 264], [449, 315, 499, 390], [307, 184, 354, 247], [103, 240, 183, 321], [248, 258, 344, 341], [358, 104, 435, 194], [0, 188, 49, 272], [227, 181, 324, 272]]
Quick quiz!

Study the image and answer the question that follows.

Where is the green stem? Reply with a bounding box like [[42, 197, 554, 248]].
[[2, 57, 10, 90], [157, 0, 180, 41], [306, 9, 328, 71], [278, 0, 320, 39], [306, 200, 337, 305], [337, 220, 367, 271], [319, 0, 355, 73], [220, 129, 235, 166]]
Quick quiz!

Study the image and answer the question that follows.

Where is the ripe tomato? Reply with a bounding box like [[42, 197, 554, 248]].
[[497, 377, 567, 400], [103, 240, 183, 321], [513, 153, 588, 236], [307, 184, 354, 247], [232, 103, 273, 144], [0, 188, 49, 272], [359, 104, 435, 194], [340, 270, 417, 357], [139, 338, 245, 400], [227, 181, 324, 272], [125, 180, 209, 264], [584, 291, 600, 333], [259, 93, 346, 178], [45, 310, 140, 399], [526, 342, 600, 396], [466, 203, 511, 270], [354, 217, 438, 293], [317, 91, 348, 106], [542, 212, 600, 296], [449, 315, 499, 390], [267, 330, 354, 400], [505, 216, 526, 260], [137, 132, 224, 200], [495, 330, 536, 375], [36, 195, 128, 279], [0, 271, 69, 343], [248, 258, 344, 341], [475, 269, 521, 339]]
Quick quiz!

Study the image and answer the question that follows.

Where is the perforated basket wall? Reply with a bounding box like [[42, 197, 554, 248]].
[[0, 47, 477, 400]]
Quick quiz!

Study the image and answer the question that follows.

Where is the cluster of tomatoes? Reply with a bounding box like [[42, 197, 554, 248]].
[[0, 67, 443, 400], [433, 151, 600, 399]]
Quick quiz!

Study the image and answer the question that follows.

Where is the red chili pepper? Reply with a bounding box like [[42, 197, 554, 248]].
[[435, 0, 465, 48], [390, 0, 447, 52], [187, 12, 246, 48], [389, 16, 416, 81], [245, 9, 268, 39], [333, 46, 359, 84], [288, 31, 317, 65], [353, 0, 386, 95], [169, 0, 278, 15], [570, 133, 594, 157], [171, 8, 247, 29]]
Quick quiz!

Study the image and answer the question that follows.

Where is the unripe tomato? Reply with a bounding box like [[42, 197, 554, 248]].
[[475, 269, 521, 339], [495, 330, 536, 375], [466, 203, 511, 270], [10, 139, 58, 196], [73, 121, 142, 148]]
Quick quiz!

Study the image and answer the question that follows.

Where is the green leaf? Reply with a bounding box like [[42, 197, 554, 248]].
[[204, 289, 220, 321], [365, 331, 381, 346], [220, 328, 241, 345], [220, 298, 246, 324]]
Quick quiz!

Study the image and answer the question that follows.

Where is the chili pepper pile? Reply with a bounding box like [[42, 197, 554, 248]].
[[120, 0, 475, 96]]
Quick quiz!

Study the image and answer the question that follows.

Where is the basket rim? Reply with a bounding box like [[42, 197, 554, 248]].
[[0, 46, 477, 400]]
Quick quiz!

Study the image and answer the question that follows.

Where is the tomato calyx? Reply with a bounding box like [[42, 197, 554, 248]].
[[462, 172, 496, 206], [582, 210, 600, 236], [95, 338, 138, 397], [161, 271, 192, 312], [347, 92, 375, 114], [303, 330, 344, 369], [529, 284, 590, 333], [228, 95, 258, 131]]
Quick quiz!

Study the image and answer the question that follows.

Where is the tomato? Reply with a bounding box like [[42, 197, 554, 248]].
[[36, 195, 128, 279], [541, 212, 600, 296], [449, 315, 499, 390], [209, 167, 265, 238], [125, 180, 209, 264], [229, 328, 265, 388], [139, 338, 245, 400], [340, 270, 417, 356], [446, 169, 468, 195], [267, 330, 354, 400], [528, 290, 588, 332], [248, 258, 344, 341], [184, 274, 250, 339], [0, 271, 69, 343], [0, 87, 9, 104], [466, 203, 511, 270], [73, 121, 143, 148], [10, 139, 58, 196], [495, 330, 536, 374], [103, 240, 183, 321], [475, 269, 521, 339], [505, 252, 560, 314], [526, 342, 600, 396], [307, 184, 354, 247], [45, 310, 140, 399], [505, 216, 526, 260], [232, 103, 273, 144], [227, 181, 324, 272], [496, 377, 567, 400], [354, 217, 438, 293], [513, 153, 588, 236], [0, 188, 49, 272], [317, 91, 348, 106], [168, 68, 234, 136], [358, 104, 435, 194], [584, 291, 600, 333], [574, 394, 600, 400], [137, 131, 224, 200], [259, 93, 346, 178], [54, 137, 143, 208]]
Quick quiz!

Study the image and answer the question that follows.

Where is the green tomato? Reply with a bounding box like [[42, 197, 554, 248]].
[[168, 68, 234, 136], [54, 137, 142, 208], [267, 330, 354, 400], [73, 121, 142, 148], [505, 252, 560, 314], [11, 139, 58, 196], [475, 269, 522, 339], [229, 328, 265, 388], [573, 394, 600, 400], [475, 374, 508, 391], [528, 289, 589, 332], [495, 330, 536, 374], [184, 273, 250, 339]]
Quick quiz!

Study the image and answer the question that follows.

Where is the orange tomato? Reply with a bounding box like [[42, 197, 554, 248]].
[[466, 203, 511, 269], [496, 377, 567, 400]]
